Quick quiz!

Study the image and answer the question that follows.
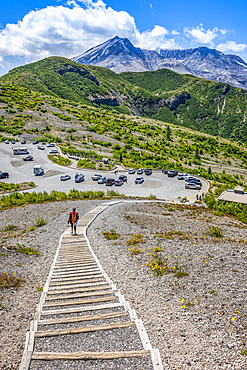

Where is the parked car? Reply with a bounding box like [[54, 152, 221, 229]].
[[60, 174, 71, 181], [106, 178, 115, 186], [4, 140, 9, 144], [75, 173, 84, 183], [185, 183, 201, 190], [185, 176, 196, 182], [0, 172, 9, 179], [162, 169, 168, 174], [98, 176, 106, 184], [49, 149, 58, 154], [115, 179, 123, 186], [137, 168, 143, 175], [23, 155, 33, 161], [38, 145, 45, 150], [135, 176, 144, 184], [167, 170, 178, 177], [47, 143, 55, 147], [119, 175, 127, 182], [11, 139, 15, 144], [144, 168, 152, 175], [92, 174, 102, 181], [21, 139, 26, 144], [32, 140, 39, 144], [188, 178, 202, 186], [177, 175, 185, 180], [128, 168, 135, 174]]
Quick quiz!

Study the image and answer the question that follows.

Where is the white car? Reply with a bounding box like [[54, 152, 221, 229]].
[[47, 143, 55, 147], [49, 149, 58, 154], [128, 168, 135, 174], [38, 145, 45, 150]]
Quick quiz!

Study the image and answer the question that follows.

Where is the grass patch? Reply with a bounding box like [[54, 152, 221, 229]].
[[241, 350, 247, 356], [174, 271, 190, 278], [35, 217, 48, 227], [103, 229, 120, 240], [77, 158, 96, 169], [207, 225, 223, 237], [37, 287, 43, 292], [0, 272, 24, 289], [126, 234, 144, 246], [130, 247, 143, 255], [16, 243, 39, 255], [0, 189, 125, 209], [48, 154, 71, 166], [3, 224, 17, 232], [29, 226, 36, 231]]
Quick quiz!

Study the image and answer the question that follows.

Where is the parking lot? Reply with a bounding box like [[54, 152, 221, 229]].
[[0, 142, 205, 201]]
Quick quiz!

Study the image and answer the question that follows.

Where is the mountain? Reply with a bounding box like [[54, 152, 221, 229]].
[[72, 36, 247, 89], [158, 47, 247, 89], [72, 36, 191, 75], [1, 57, 247, 142]]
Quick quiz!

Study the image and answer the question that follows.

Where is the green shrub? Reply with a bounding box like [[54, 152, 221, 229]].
[[0, 272, 24, 289], [35, 217, 48, 227], [207, 225, 223, 237]]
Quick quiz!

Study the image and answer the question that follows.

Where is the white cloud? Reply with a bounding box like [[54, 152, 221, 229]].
[[217, 40, 247, 53], [0, 0, 178, 66], [184, 25, 222, 46], [171, 30, 180, 35]]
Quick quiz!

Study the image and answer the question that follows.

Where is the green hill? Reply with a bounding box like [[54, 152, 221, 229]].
[[1, 57, 247, 143]]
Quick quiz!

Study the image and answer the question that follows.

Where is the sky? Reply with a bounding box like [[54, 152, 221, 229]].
[[0, 0, 247, 76]]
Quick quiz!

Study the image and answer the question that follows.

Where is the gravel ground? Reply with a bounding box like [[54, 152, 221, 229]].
[[87, 201, 247, 369], [0, 199, 101, 370], [1, 199, 247, 369]]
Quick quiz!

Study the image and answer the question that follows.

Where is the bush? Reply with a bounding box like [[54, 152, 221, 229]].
[[103, 229, 120, 240], [207, 225, 223, 237], [35, 217, 48, 227], [0, 272, 24, 289]]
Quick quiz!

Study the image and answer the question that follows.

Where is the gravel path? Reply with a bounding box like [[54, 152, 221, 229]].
[[87, 201, 247, 369], [1, 200, 247, 369], [0, 199, 101, 369]]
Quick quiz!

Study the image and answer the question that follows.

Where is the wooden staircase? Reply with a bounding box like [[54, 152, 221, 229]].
[[20, 201, 163, 369]]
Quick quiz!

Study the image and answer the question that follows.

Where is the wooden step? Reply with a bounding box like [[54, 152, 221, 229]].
[[39, 311, 128, 326], [45, 290, 111, 301], [36, 321, 135, 337], [41, 302, 124, 316], [47, 285, 109, 295], [43, 296, 118, 308], [50, 272, 102, 282], [48, 279, 105, 288], [32, 350, 150, 360]]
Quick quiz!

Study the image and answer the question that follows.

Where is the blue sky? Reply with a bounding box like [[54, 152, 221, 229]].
[[0, 0, 246, 75]]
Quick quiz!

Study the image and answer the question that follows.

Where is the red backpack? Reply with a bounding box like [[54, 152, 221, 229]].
[[71, 212, 77, 224]]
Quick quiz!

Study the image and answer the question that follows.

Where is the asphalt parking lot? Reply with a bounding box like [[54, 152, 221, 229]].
[[0, 142, 203, 201]]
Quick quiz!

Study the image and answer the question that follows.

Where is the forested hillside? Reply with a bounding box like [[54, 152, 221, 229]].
[[1, 57, 247, 143]]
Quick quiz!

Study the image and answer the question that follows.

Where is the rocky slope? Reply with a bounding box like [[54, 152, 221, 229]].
[[72, 36, 247, 89]]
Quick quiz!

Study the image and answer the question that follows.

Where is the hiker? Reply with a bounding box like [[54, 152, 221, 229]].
[[68, 207, 79, 235]]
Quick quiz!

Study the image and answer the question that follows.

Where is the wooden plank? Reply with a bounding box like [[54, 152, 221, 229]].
[[32, 350, 150, 360], [41, 302, 123, 316], [49, 278, 105, 287], [56, 259, 94, 263], [36, 321, 135, 337], [47, 285, 109, 295], [49, 279, 105, 288], [53, 267, 99, 275], [50, 272, 101, 280], [45, 290, 111, 301], [50, 273, 102, 282], [39, 311, 128, 325], [54, 263, 97, 269], [43, 296, 118, 308]]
